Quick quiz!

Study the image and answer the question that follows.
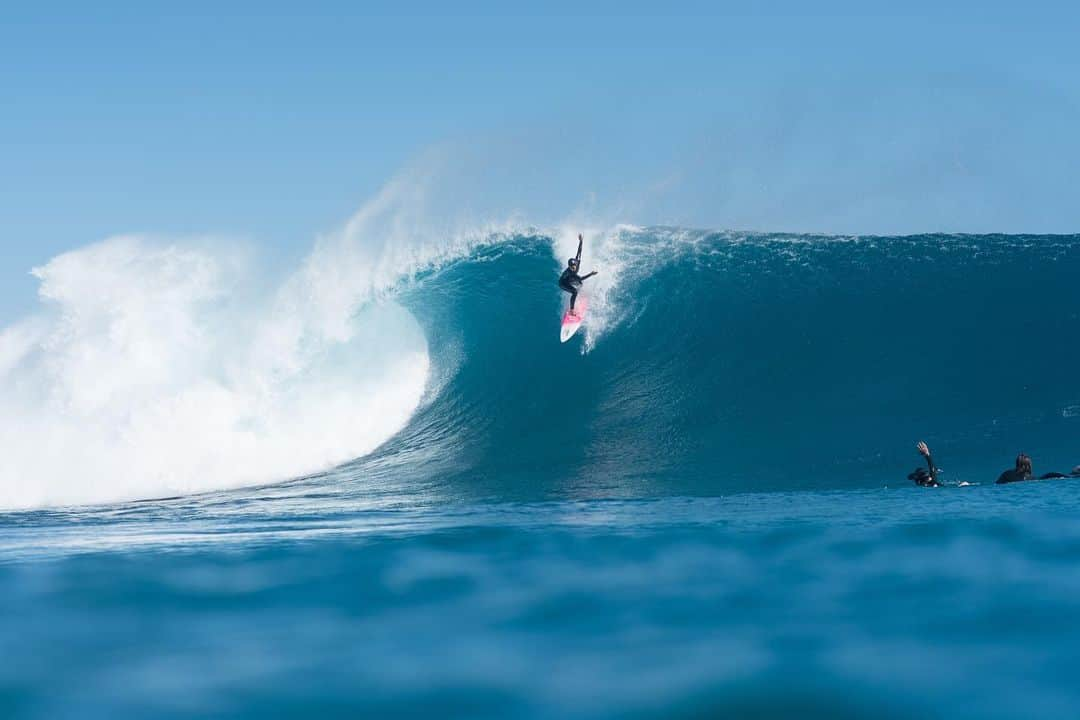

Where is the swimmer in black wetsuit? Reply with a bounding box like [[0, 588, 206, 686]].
[[996, 453, 1035, 484], [996, 453, 1080, 483], [559, 233, 597, 313], [909, 441, 942, 487]]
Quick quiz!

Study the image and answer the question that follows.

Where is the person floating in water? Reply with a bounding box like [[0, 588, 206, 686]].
[[909, 441, 942, 487], [997, 453, 1034, 484], [559, 233, 597, 314], [996, 453, 1080, 483]]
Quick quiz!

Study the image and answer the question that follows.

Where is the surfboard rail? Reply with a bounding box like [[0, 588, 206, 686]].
[[560, 295, 587, 343]]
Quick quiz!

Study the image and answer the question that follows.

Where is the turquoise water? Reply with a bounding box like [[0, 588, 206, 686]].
[[4, 484, 1080, 718], [3, 231, 1080, 718]]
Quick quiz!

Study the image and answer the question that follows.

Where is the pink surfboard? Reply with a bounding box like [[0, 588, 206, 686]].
[[560, 295, 587, 343]]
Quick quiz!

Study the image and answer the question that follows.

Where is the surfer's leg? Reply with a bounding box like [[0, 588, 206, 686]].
[[558, 279, 579, 311]]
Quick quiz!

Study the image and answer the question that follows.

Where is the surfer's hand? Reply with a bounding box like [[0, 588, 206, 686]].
[[578, 233, 583, 241], [916, 441, 930, 457]]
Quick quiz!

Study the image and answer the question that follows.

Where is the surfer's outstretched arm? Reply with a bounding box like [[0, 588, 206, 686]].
[[916, 441, 939, 484], [575, 234, 583, 265], [582, 271, 598, 281]]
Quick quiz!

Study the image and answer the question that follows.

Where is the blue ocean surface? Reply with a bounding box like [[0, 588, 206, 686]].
[[2, 230, 1080, 718]]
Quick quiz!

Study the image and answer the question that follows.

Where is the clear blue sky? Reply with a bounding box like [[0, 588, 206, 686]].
[[3, 1, 1079, 320]]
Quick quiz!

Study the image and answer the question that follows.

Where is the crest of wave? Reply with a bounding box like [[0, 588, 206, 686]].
[[0, 169, 513, 510]]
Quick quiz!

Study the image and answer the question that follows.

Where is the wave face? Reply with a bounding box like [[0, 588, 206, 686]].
[[364, 230, 1080, 499], [4, 229, 1080, 508]]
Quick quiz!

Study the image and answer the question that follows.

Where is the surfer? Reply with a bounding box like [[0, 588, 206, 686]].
[[559, 233, 597, 314], [996, 453, 1080, 483], [996, 453, 1034, 484], [909, 441, 942, 487]]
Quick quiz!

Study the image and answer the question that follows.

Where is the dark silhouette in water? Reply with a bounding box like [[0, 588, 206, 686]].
[[996, 453, 1034, 484], [996, 453, 1080, 484], [904, 444, 1080, 488], [909, 441, 942, 487]]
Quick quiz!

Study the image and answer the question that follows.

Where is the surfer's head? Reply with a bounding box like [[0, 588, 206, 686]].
[[1016, 453, 1032, 475], [567, 258, 579, 270]]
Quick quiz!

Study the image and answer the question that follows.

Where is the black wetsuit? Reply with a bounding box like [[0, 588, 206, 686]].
[[559, 236, 595, 311], [909, 453, 942, 487], [996, 469, 1033, 484], [997, 470, 1077, 483], [559, 268, 585, 310]]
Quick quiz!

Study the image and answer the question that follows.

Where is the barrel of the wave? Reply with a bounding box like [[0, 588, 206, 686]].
[[560, 295, 587, 343]]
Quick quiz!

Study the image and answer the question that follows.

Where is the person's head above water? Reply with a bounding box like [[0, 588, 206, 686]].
[[1016, 453, 1033, 475]]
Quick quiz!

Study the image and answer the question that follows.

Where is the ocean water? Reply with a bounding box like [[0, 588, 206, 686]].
[[2, 230, 1080, 718]]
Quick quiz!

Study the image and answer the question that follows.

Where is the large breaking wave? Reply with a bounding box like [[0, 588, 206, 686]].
[[3, 208, 1080, 508], [368, 230, 1080, 500]]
